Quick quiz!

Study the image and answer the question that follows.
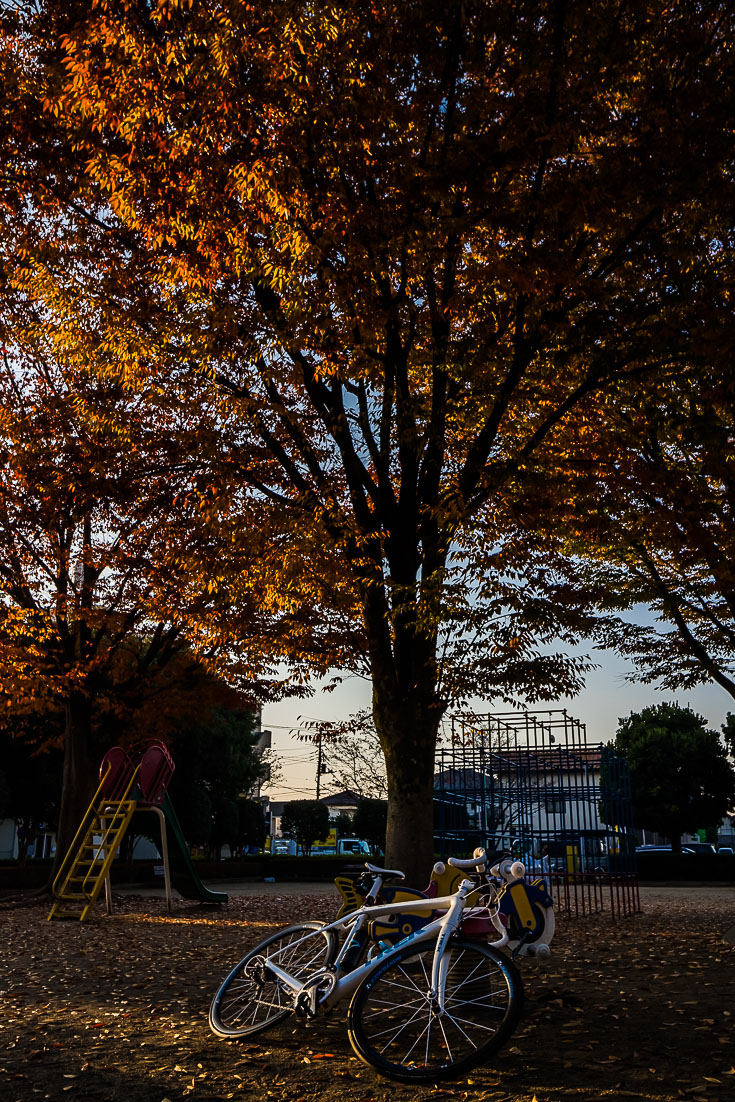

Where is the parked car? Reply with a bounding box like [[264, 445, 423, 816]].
[[336, 838, 372, 856], [717, 846, 734, 855], [636, 842, 718, 854], [312, 838, 373, 856]]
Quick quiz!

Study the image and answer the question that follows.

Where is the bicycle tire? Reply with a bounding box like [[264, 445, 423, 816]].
[[347, 937, 523, 1082], [209, 921, 338, 1038]]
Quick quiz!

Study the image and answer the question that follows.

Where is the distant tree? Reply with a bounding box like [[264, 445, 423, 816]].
[[167, 784, 214, 855], [334, 812, 355, 839], [210, 795, 239, 861], [308, 713, 388, 800], [352, 799, 389, 856], [167, 702, 264, 857], [613, 703, 735, 852], [281, 800, 330, 857], [236, 798, 267, 855], [723, 714, 735, 758], [170, 704, 262, 800]]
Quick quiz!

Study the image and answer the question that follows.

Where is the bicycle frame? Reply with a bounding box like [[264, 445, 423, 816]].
[[261, 877, 506, 1016]]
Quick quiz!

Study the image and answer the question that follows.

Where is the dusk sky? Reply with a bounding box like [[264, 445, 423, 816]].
[[263, 642, 733, 800]]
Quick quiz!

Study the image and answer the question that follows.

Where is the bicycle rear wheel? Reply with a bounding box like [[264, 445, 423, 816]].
[[209, 921, 337, 1038], [347, 937, 523, 1082]]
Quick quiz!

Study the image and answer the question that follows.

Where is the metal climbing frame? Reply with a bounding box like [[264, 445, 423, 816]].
[[434, 709, 640, 919]]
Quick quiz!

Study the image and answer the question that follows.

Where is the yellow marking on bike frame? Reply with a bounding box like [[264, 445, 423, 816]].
[[508, 882, 536, 928]]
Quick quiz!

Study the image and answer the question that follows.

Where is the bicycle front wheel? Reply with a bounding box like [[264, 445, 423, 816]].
[[209, 921, 337, 1038], [347, 937, 523, 1082]]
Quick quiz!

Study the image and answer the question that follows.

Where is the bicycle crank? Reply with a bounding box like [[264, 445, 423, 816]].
[[294, 970, 337, 1018]]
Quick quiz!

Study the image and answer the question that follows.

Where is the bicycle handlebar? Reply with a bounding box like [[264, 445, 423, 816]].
[[448, 854, 487, 870]]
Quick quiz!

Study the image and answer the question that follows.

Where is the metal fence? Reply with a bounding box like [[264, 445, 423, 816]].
[[434, 709, 640, 918]]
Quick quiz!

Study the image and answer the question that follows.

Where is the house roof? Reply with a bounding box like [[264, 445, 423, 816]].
[[320, 790, 362, 808], [435, 746, 605, 784], [490, 747, 603, 773], [434, 768, 489, 791]]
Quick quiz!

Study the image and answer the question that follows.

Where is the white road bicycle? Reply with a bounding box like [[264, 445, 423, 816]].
[[209, 850, 523, 1083]]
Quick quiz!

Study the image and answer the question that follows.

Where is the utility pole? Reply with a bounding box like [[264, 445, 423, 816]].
[[315, 729, 332, 799], [316, 732, 322, 800]]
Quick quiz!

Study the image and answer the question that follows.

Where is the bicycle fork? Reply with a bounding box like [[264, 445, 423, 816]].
[[428, 882, 471, 1015]]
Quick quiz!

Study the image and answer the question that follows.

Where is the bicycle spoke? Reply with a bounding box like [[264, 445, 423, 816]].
[[360, 996, 424, 1019], [443, 1011, 498, 1036], [379, 1011, 432, 1065], [367, 1001, 429, 1043], [435, 1008, 454, 1065]]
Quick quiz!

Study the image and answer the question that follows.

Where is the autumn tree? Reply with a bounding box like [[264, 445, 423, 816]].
[[0, 323, 275, 867], [5, 1, 735, 878], [235, 798, 267, 856], [564, 362, 735, 701], [613, 703, 735, 852]]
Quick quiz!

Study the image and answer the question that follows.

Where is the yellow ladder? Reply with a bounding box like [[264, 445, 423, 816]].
[[49, 765, 140, 922]]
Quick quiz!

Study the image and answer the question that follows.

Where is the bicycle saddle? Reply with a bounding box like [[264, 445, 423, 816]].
[[364, 862, 405, 880]]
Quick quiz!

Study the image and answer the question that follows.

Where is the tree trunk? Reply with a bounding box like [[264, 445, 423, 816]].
[[51, 693, 95, 880], [374, 691, 441, 887]]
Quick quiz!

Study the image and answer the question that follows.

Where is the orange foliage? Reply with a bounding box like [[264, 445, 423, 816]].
[[3, 1, 735, 874]]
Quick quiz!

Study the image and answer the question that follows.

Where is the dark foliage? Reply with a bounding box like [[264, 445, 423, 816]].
[[613, 702, 735, 851]]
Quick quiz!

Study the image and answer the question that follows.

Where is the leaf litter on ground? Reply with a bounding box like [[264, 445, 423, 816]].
[[0, 886, 733, 1101]]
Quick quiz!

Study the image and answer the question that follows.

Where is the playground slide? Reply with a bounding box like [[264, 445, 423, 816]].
[[157, 794, 229, 904]]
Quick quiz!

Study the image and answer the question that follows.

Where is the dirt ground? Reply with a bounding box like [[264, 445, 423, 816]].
[[1, 884, 734, 1102]]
